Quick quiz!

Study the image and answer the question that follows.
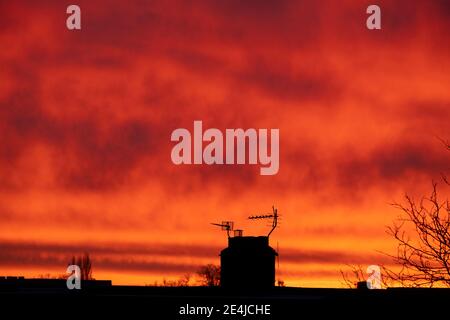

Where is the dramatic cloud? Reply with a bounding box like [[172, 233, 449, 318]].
[[0, 0, 448, 286]]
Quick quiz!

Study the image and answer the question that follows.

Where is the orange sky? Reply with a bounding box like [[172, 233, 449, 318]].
[[0, 0, 449, 287]]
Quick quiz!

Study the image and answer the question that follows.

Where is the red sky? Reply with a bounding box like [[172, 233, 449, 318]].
[[0, 0, 449, 287]]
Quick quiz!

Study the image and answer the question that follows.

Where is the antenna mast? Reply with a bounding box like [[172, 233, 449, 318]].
[[211, 221, 234, 238], [248, 206, 279, 237]]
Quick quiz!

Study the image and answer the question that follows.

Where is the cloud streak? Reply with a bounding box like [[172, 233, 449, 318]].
[[0, 240, 392, 275]]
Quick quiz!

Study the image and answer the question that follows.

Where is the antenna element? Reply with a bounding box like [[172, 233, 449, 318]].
[[248, 206, 279, 237]]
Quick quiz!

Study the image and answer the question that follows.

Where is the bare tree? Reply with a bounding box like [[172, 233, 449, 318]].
[[385, 182, 449, 287], [341, 183, 449, 288], [340, 264, 393, 288], [381, 139, 450, 287], [341, 139, 449, 288], [340, 265, 366, 288], [176, 273, 191, 287], [70, 253, 93, 280], [197, 264, 220, 287]]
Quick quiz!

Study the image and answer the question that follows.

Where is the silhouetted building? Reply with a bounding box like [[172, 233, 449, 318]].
[[220, 235, 277, 288]]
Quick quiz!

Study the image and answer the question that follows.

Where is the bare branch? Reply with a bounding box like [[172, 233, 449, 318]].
[[384, 183, 450, 287]]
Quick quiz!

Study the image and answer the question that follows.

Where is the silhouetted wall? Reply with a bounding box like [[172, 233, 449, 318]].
[[220, 236, 277, 288]]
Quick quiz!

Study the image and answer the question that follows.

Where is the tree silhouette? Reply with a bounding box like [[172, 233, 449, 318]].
[[197, 264, 220, 287], [154, 274, 192, 287], [340, 265, 366, 288], [385, 182, 449, 287], [70, 253, 93, 280], [341, 140, 450, 288], [383, 140, 449, 287]]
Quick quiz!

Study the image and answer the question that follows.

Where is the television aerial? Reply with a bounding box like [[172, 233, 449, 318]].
[[248, 205, 279, 237], [211, 221, 234, 238]]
